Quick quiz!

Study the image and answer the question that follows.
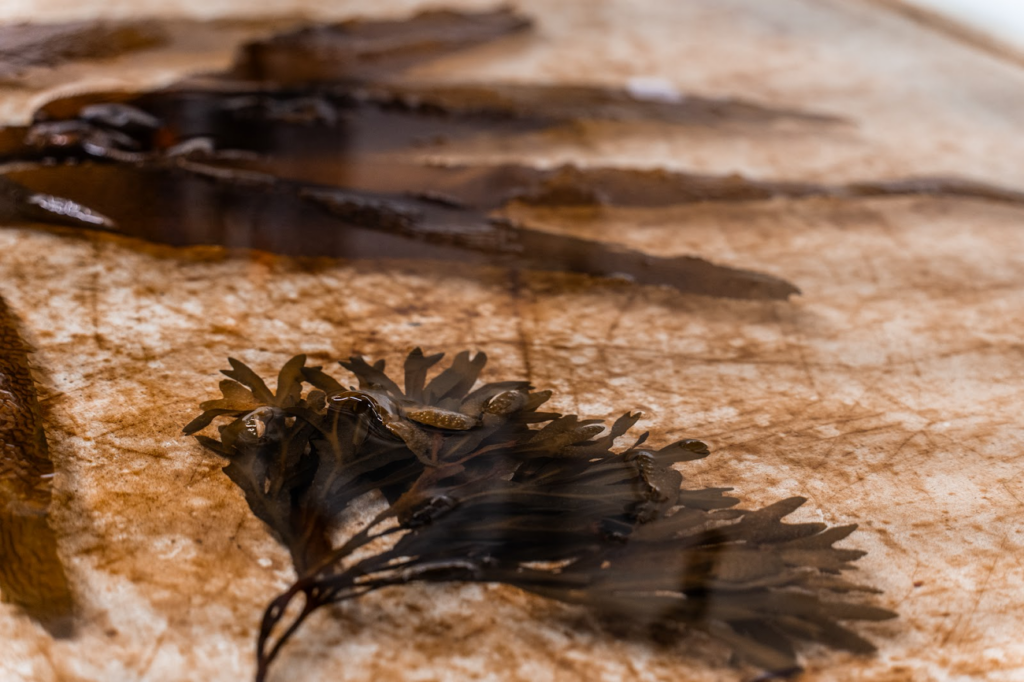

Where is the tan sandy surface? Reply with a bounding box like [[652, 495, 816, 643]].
[[1, 1, 1023, 681]]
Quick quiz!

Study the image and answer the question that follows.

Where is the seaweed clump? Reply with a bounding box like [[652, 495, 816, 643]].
[[184, 349, 895, 681]]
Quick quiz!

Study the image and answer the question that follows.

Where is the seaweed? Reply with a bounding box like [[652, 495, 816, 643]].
[[0, 7, 823, 301], [0, 20, 166, 81], [229, 8, 532, 83], [4, 8, 1024, 299], [185, 349, 895, 681], [0, 162, 799, 300]]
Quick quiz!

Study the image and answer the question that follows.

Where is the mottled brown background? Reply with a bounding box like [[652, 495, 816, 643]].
[[1, 0, 1023, 680]]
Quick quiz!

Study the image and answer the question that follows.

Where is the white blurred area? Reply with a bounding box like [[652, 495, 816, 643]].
[[903, 0, 1024, 51], [1, 0, 1024, 52]]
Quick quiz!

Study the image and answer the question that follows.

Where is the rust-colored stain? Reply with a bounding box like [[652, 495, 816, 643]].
[[1, 1, 1024, 681]]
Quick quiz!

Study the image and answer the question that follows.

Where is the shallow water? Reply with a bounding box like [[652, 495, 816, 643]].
[[1, 3, 1024, 682]]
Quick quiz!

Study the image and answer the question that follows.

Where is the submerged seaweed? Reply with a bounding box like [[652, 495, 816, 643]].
[[0, 7, 803, 300], [185, 349, 895, 681], [7, 8, 1024, 301], [0, 20, 166, 81]]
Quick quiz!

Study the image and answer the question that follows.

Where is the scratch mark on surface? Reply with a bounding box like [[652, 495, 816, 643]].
[[941, 558, 998, 647], [136, 624, 170, 681]]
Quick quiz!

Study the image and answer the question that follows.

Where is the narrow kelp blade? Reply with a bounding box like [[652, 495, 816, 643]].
[[0, 297, 75, 636], [342, 81, 843, 126], [12, 72, 844, 164], [229, 8, 533, 83], [14, 86, 1024, 210], [0, 175, 115, 230], [2, 161, 800, 299], [0, 19, 166, 80]]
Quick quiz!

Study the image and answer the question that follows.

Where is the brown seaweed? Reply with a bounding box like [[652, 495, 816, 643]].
[[184, 350, 895, 681], [340, 81, 845, 126], [223, 7, 838, 126], [230, 7, 532, 83], [6, 8, 1024, 302], [1, 161, 798, 300], [8, 83, 1024, 301], [0, 6, 824, 300], [0, 20, 166, 81], [0, 296, 74, 635], [3, 5, 1024, 304]]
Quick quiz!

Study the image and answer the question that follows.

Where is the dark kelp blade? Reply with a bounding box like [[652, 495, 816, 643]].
[[274, 354, 308, 407], [222, 358, 276, 404], [355, 82, 843, 126], [338, 355, 404, 395], [21, 83, 1024, 211], [422, 350, 487, 404], [708, 622, 801, 673], [0, 175, 116, 229], [123, 151, 1024, 213], [402, 347, 445, 402], [2, 161, 800, 300], [230, 7, 532, 83], [0, 19, 166, 80]]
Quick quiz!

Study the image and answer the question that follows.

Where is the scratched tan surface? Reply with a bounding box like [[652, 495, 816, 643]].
[[2, 1, 1024, 681]]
